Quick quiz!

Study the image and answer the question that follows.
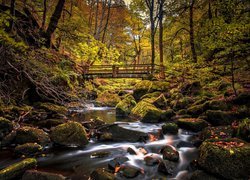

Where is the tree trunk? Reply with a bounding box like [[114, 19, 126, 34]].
[[101, 0, 111, 43], [41, 0, 47, 29], [9, 0, 15, 32], [45, 0, 66, 48], [149, 0, 155, 73], [94, 0, 99, 37], [159, 0, 164, 66], [189, 0, 197, 63]]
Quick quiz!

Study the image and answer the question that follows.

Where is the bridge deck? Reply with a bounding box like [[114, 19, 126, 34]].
[[82, 64, 165, 79]]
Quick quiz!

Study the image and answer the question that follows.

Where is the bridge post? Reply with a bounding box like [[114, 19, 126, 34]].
[[112, 65, 118, 78]]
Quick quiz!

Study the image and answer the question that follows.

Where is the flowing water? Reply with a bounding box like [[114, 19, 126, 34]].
[[0, 105, 198, 180]]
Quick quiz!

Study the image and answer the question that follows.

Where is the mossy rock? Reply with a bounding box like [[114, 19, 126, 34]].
[[190, 170, 220, 180], [172, 97, 193, 111], [236, 118, 250, 142], [207, 99, 230, 111], [0, 158, 37, 180], [50, 121, 88, 147], [205, 110, 236, 126], [160, 145, 179, 162], [232, 92, 250, 105], [162, 123, 178, 134], [143, 94, 167, 109], [133, 80, 153, 101], [90, 168, 115, 180], [131, 101, 162, 123], [160, 109, 175, 121], [200, 126, 233, 141], [187, 103, 208, 117], [116, 95, 136, 116], [37, 102, 67, 115], [15, 126, 50, 145], [198, 138, 250, 179], [0, 117, 13, 140], [14, 143, 42, 157], [96, 91, 121, 107], [22, 170, 66, 180], [151, 81, 169, 92], [140, 92, 162, 99], [98, 124, 148, 142], [177, 118, 209, 132], [181, 81, 202, 96], [36, 119, 65, 129]]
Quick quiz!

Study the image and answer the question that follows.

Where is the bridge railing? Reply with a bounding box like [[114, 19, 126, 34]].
[[82, 64, 165, 78]]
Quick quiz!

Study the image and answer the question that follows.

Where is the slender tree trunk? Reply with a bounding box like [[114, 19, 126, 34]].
[[230, 51, 237, 96], [189, 0, 197, 63], [101, 0, 111, 43], [45, 0, 66, 48], [208, 0, 212, 19], [94, 0, 99, 37], [159, 0, 164, 66], [149, 0, 155, 73], [9, 0, 16, 32], [42, 0, 47, 29], [96, 0, 107, 40]]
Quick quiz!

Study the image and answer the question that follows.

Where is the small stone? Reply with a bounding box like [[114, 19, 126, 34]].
[[90, 168, 115, 180], [91, 151, 110, 158], [144, 154, 160, 166], [14, 143, 42, 157], [158, 160, 176, 175], [108, 157, 129, 171], [119, 165, 141, 178], [127, 147, 137, 155], [162, 123, 178, 134], [160, 145, 179, 162], [22, 170, 66, 180]]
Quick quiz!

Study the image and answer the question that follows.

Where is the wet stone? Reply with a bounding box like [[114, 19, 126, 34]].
[[108, 157, 129, 171], [144, 154, 160, 166], [158, 160, 177, 175], [160, 145, 179, 162], [127, 147, 137, 155], [90, 168, 115, 180], [119, 165, 141, 178], [91, 151, 110, 158], [22, 170, 66, 180]]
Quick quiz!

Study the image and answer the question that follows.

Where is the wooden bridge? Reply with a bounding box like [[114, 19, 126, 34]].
[[82, 64, 165, 79]]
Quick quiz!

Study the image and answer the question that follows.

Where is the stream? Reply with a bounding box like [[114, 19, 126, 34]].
[[0, 105, 198, 180]]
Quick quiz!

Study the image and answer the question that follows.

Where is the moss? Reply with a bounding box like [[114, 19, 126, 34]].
[[237, 118, 250, 142], [37, 103, 67, 115], [96, 90, 121, 107], [173, 97, 193, 110], [14, 143, 42, 157], [140, 92, 162, 99], [177, 118, 209, 132], [160, 109, 175, 121], [0, 117, 13, 139], [0, 158, 37, 180], [50, 121, 88, 147], [133, 80, 153, 101], [162, 123, 178, 134], [198, 138, 250, 179], [116, 95, 136, 116], [15, 126, 50, 145], [187, 102, 208, 117], [36, 119, 65, 129], [131, 101, 162, 123], [205, 110, 236, 126], [143, 93, 167, 109], [190, 170, 220, 180]]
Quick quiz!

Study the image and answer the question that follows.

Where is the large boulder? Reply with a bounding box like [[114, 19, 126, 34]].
[[131, 101, 162, 123], [181, 81, 202, 96], [133, 80, 153, 101], [96, 91, 121, 107], [22, 170, 66, 180], [37, 102, 67, 115], [187, 103, 208, 117], [116, 95, 136, 116], [162, 123, 178, 134], [0, 158, 37, 180], [15, 126, 50, 145], [236, 118, 250, 142], [0, 117, 13, 140], [98, 124, 148, 142], [204, 110, 236, 126], [198, 138, 250, 179], [14, 143, 42, 157], [50, 121, 88, 147], [177, 118, 209, 132], [143, 93, 167, 109]]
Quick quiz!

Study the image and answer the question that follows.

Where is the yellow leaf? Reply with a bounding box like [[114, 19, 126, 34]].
[[229, 149, 234, 155]]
